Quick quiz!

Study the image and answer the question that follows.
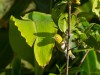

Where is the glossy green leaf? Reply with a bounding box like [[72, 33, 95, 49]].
[[11, 16, 36, 47], [90, 0, 100, 17], [80, 50, 100, 75], [58, 13, 68, 32], [24, 12, 57, 67], [9, 19, 34, 65]]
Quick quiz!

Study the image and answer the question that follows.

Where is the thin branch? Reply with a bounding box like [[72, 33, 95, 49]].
[[66, 1, 72, 75], [78, 49, 100, 67], [79, 50, 89, 67], [75, 50, 89, 75]]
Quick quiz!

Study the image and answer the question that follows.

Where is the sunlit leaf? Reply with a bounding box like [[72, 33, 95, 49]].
[[49, 73, 57, 75], [11, 16, 36, 47], [90, 0, 100, 17], [24, 12, 57, 67], [9, 19, 34, 65]]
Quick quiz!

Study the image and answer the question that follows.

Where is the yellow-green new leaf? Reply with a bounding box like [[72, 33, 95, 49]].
[[11, 16, 36, 47], [90, 0, 100, 17], [24, 12, 57, 67]]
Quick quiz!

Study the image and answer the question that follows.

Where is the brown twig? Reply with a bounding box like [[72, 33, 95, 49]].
[[79, 50, 89, 67], [66, 0, 72, 75]]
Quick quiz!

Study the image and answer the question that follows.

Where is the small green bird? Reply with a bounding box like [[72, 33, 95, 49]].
[[53, 34, 75, 59]]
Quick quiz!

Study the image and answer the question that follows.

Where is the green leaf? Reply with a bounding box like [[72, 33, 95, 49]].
[[51, 1, 67, 24], [0, 29, 13, 69], [58, 13, 68, 32], [49, 73, 57, 75], [77, 2, 92, 13], [80, 33, 87, 40], [69, 33, 79, 50], [78, 17, 90, 32], [90, 0, 100, 17], [52, 8, 61, 24], [71, 14, 77, 31], [77, 12, 94, 20], [85, 23, 95, 34], [9, 19, 34, 65], [92, 24, 100, 34], [34, 37, 54, 67], [12, 57, 21, 75], [80, 50, 100, 75], [69, 67, 83, 74], [85, 35, 100, 50], [0, 72, 5, 75], [11, 16, 36, 47], [24, 12, 57, 67], [0, 69, 12, 75]]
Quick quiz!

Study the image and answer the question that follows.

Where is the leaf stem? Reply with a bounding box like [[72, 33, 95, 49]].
[[66, 0, 72, 75]]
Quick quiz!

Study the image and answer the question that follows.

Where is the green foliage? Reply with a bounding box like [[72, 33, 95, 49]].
[[12, 57, 21, 75], [24, 12, 57, 67], [9, 12, 57, 67], [0, 0, 100, 75], [10, 16, 36, 47], [0, 29, 13, 69], [9, 19, 34, 65], [58, 13, 68, 32], [80, 51, 100, 75]]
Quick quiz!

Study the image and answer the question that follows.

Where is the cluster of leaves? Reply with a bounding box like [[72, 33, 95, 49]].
[[0, 0, 100, 75]]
